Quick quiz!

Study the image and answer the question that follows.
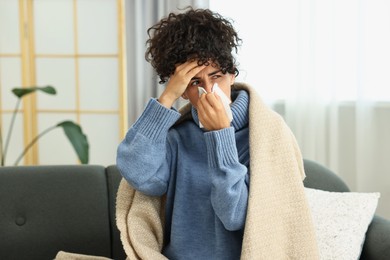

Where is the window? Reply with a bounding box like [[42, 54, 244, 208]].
[[210, 0, 390, 102]]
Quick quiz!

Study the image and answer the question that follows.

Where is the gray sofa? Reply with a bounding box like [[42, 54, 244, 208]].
[[0, 160, 389, 260]]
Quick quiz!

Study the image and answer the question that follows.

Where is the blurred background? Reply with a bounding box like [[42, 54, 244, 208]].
[[0, 0, 389, 218]]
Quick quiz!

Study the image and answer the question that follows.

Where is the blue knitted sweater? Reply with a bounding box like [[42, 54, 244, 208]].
[[116, 90, 250, 260]]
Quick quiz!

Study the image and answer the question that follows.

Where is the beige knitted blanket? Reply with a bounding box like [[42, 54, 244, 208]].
[[114, 82, 320, 259]]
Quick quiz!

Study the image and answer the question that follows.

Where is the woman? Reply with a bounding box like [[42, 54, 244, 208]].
[[116, 7, 319, 260]]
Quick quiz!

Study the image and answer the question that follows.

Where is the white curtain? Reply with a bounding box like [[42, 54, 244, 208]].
[[124, 0, 208, 125], [210, 0, 390, 219]]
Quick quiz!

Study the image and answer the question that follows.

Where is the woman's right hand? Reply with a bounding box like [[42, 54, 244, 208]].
[[158, 60, 206, 108]]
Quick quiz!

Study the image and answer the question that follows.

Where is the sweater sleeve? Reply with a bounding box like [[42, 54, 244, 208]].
[[116, 98, 181, 196], [204, 127, 249, 231]]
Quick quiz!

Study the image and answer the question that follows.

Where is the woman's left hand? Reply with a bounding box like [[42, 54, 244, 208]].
[[197, 92, 230, 131]]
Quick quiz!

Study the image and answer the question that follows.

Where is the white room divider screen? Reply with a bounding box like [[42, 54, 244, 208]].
[[0, 0, 127, 166]]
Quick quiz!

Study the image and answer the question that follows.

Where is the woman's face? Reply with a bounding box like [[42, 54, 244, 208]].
[[183, 64, 235, 108]]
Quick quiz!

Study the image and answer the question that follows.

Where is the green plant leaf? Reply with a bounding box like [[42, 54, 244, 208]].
[[57, 121, 89, 164], [12, 86, 56, 98]]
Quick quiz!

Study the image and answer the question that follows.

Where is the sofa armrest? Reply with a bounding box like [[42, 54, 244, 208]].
[[106, 165, 127, 260], [360, 215, 390, 260]]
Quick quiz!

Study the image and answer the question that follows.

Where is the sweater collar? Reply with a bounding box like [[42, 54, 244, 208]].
[[191, 89, 249, 130]]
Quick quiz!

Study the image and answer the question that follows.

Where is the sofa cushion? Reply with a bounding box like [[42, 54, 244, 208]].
[[0, 165, 112, 260], [305, 187, 380, 260]]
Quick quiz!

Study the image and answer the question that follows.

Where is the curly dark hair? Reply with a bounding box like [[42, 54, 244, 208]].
[[145, 7, 242, 84]]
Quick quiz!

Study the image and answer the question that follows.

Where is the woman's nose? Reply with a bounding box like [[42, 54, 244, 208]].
[[203, 81, 213, 92]]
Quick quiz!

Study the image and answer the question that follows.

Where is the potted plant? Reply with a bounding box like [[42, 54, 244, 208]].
[[0, 86, 89, 166]]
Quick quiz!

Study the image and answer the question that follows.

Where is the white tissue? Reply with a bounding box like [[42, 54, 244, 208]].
[[197, 83, 233, 128]]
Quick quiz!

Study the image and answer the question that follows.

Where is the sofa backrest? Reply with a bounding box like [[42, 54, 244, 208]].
[[303, 159, 350, 192], [0, 165, 126, 260], [0, 159, 351, 260]]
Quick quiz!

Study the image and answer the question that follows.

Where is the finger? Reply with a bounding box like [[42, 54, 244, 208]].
[[197, 93, 207, 111], [196, 96, 209, 123], [198, 94, 216, 116], [188, 64, 207, 77], [176, 60, 207, 77], [197, 99, 229, 130], [198, 98, 217, 123], [175, 60, 201, 73], [204, 93, 224, 110], [197, 94, 214, 116]]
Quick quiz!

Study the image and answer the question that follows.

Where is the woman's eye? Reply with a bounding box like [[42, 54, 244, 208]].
[[190, 80, 200, 86], [212, 75, 222, 80]]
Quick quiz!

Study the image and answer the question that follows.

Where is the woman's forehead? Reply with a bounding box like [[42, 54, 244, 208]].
[[193, 65, 222, 78]]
